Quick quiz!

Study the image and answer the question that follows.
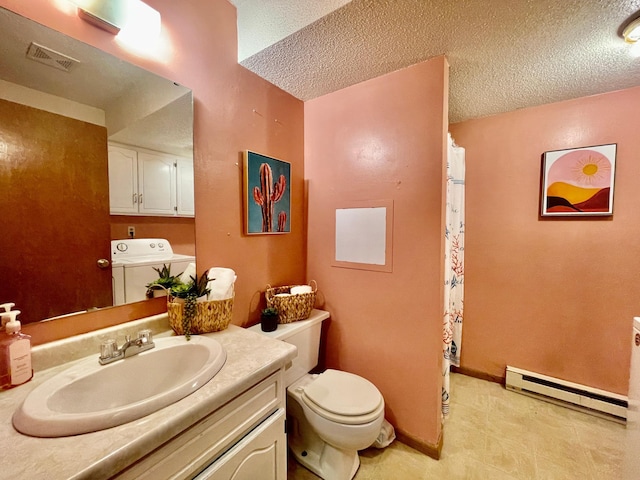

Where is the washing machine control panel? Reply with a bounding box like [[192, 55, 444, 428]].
[[110, 238, 173, 259]]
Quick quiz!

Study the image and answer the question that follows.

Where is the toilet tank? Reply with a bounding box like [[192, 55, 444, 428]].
[[248, 310, 329, 387]]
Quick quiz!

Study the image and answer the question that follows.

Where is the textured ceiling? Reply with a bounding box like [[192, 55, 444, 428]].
[[231, 0, 352, 60], [233, 0, 640, 123]]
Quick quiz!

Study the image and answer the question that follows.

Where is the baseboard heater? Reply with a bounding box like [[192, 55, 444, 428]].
[[505, 366, 628, 421]]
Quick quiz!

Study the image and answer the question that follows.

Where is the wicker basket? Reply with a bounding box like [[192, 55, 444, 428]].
[[167, 295, 234, 335], [265, 280, 317, 324]]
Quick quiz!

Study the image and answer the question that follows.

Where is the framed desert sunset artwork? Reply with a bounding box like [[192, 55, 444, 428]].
[[540, 144, 616, 217]]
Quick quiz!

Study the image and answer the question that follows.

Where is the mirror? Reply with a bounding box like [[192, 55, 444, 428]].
[[0, 8, 195, 325]]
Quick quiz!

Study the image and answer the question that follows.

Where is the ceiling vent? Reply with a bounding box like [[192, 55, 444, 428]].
[[26, 42, 80, 72]]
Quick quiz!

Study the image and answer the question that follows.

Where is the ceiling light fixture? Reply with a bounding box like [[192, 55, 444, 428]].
[[68, 0, 160, 39], [623, 17, 640, 43]]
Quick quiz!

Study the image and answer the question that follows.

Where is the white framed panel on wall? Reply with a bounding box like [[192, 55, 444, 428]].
[[332, 199, 393, 272]]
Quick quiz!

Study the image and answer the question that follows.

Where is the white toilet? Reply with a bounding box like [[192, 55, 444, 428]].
[[249, 310, 385, 480]]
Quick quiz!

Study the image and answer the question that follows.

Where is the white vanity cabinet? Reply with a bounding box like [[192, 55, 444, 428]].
[[108, 144, 194, 217], [0, 322, 295, 480], [112, 370, 287, 480], [195, 410, 286, 480]]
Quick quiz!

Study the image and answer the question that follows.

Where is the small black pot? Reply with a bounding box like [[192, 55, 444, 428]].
[[261, 313, 278, 332]]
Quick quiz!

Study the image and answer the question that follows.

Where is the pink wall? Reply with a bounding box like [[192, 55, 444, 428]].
[[305, 58, 449, 451], [450, 87, 640, 395], [2, 0, 305, 341]]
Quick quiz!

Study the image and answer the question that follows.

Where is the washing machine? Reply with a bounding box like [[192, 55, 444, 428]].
[[111, 238, 195, 305]]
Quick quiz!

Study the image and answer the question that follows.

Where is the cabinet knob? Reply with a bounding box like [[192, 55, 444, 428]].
[[139, 193, 143, 204], [97, 258, 110, 269], [133, 193, 138, 204]]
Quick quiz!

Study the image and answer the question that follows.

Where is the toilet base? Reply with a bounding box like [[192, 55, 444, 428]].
[[285, 372, 384, 480], [288, 413, 360, 480]]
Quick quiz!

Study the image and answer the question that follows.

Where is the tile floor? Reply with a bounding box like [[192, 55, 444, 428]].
[[287, 372, 628, 479]]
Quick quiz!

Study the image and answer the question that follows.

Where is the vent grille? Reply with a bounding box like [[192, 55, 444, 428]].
[[26, 42, 80, 72]]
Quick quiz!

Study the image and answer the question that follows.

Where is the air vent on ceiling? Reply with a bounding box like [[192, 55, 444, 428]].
[[26, 42, 80, 72]]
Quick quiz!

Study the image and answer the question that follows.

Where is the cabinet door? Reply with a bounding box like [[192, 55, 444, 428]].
[[108, 145, 138, 214], [176, 157, 194, 217], [138, 151, 176, 215], [113, 372, 283, 480], [195, 410, 286, 480]]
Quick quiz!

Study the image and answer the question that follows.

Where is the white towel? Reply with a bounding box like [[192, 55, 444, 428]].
[[290, 285, 312, 295], [206, 267, 236, 300], [179, 262, 197, 285]]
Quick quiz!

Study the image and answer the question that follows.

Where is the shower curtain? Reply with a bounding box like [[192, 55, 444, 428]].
[[442, 133, 465, 418]]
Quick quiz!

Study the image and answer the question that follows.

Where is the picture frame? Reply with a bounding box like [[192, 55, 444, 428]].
[[540, 143, 616, 217], [243, 150, 291, 234]]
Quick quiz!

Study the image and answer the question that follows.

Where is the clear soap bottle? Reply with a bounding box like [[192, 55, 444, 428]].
[[0, 310, 33, 389]]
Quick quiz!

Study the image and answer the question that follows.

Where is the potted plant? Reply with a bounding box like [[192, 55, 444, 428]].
[[169, 273, 211, 340], [260, 307, 278, 332], [145, 264, 183, 298]]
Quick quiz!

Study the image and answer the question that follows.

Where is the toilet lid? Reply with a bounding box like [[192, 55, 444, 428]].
[[302, 369, 382, 417]]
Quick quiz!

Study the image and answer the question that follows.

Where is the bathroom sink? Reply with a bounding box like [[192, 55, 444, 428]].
[[12, 336, 226, 437]]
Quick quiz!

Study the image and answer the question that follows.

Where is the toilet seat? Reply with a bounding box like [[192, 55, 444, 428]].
[[301, 369, 384, 425]]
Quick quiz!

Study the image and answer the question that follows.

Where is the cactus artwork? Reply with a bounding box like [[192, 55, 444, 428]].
[[253, 163, 286, 232], [277, 211, 287, 233], [245, 151, 291, 234]]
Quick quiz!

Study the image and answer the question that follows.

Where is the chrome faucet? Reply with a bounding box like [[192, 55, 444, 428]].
[[99, 329, 155, 365]]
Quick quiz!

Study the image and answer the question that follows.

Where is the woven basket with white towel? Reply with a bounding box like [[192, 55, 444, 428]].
[[265, 280, 317, 324], [168, 267, 236, 335]]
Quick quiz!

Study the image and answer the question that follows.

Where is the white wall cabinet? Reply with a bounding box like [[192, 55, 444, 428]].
[[108, 144, 194, 217], [137, 150, 176, 215], [108, 145, 138, 215], [175, 156, 195, 216]]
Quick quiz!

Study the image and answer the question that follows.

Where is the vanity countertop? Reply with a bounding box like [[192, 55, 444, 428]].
[[0, 319, 296, 480]]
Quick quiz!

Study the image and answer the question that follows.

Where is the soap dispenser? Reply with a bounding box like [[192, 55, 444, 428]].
[[0, 310, 33, 389], [0, 303, 15, 330]]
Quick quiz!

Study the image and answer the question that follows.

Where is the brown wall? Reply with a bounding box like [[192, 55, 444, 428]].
[[450, 86, 640, 395], [0, 99, 112, 323], [2, 0, 305, 340], [305, 58, 449, 451]]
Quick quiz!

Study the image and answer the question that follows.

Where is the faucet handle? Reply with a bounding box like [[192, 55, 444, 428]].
[[137, 329, 153, 344], [100, 339, 117, 359]]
